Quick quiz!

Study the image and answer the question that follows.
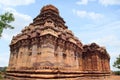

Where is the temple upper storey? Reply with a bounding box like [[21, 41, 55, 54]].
[[10, 4, 82, 52], [32, 5, 66, 29]]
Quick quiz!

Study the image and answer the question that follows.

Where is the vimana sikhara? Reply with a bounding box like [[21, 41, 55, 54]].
[[6, 5, 110, 80]]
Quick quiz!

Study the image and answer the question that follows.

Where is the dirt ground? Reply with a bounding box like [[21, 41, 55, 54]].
[[108, 75, 120, 80], [74, 75, 120, 80], [66, 75, 120, 80]]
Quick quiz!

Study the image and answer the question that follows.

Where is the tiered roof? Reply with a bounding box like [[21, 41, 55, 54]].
[[10, 5, 82, 48]]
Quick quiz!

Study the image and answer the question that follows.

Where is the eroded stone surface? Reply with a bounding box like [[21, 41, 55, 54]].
[[6, 4, 110, 80]]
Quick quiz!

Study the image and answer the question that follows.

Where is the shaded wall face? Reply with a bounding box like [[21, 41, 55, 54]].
[[8, 39, 110, 73], [34, 35, 82, 70], [8, 35, 82, 71], [82, 51, 110, 72]]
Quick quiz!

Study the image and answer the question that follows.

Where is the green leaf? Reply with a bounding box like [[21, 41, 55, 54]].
[[0, 12, 15, 37], [113, 54, 120, 69]]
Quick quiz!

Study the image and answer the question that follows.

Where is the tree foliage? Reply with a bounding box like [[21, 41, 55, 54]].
[[113, 55, 120, 69], [1, 67, 7, 73], [0, 12, 15, 37]]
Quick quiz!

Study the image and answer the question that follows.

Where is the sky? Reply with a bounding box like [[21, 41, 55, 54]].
[[0, 0, 120, 71]]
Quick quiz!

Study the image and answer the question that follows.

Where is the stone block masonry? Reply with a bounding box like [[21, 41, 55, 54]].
[[6, 4, 110, 80]]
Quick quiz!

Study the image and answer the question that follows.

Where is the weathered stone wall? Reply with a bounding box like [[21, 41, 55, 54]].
[[6, 4, 110, 80], [82, 43, 110, 72]]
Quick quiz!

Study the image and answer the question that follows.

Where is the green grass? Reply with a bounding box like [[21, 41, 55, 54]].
[[0, 74, 3, 79]]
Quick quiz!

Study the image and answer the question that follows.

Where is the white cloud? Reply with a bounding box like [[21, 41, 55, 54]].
[[76, 0, 96, 5], [76, 0, 120, 6], [1, 7, 32, 41], [2, 33, 12, 41], [73, 9, 104, 20], [84, 21, 120, 47], [99, 0, 120, 6], [91, 35, 120, 48], [88, 12, 104, 20], [76, 0, 88, 5], [73, 10, 87, 17], [0, 0, 35, 6]]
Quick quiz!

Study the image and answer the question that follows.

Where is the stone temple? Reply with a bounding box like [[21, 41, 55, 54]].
[[6, 5, 110, 80]]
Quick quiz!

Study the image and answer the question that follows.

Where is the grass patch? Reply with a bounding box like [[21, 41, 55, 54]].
[[0, 74, 3, 79]]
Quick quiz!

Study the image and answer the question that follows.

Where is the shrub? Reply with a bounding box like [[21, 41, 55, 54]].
[[0, 74, 3, 79], [113, 71, 120, 75]]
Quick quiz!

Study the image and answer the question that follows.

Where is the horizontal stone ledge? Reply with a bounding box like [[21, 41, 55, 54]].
[[6, 73, 83, 79], [7, 70, 110, 74], [6, 73, 110, 79]]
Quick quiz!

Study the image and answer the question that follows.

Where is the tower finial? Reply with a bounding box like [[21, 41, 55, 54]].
[[41, 4, 59, 14]]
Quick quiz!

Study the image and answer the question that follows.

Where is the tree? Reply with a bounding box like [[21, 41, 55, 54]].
[[0, 12, 15, 37], [113, 55, 120, 69], [1, 67, 7, 73]]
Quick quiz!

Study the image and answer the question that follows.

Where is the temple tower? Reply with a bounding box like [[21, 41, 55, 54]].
[[6, 5, 110, 80]]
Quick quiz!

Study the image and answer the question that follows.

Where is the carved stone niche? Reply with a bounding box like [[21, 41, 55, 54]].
[[63, 53, 67, 59], [44, 19, 55, 27], [43, 34, 52, 44], [58, 39, 65, 48]]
